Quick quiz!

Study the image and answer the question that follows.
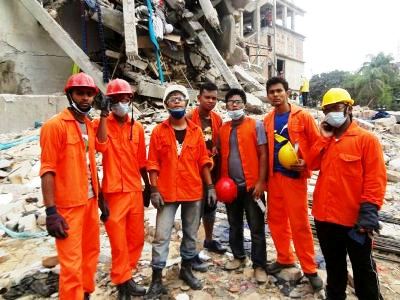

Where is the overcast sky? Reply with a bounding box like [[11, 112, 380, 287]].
[[295, 0, 400, 77]]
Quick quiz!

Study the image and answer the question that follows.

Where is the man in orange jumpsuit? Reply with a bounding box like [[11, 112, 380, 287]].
[[145, 85, 216, 299], [219, 88, 268, 283], [264, 77, 323, 290], [40, 73, 100, 300], [187, 82, 226, 272], [309, 88, 387, 300], [94, 79, 149, 298]]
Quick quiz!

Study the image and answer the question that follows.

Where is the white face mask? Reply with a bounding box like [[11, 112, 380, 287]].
[[111, 102, 130, 117], [324, 111, 347, 128], [227, 109, 245, 120]]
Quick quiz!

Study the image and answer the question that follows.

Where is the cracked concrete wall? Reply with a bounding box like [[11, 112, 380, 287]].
[[0, 0, 73, 94], [0, 95, 68, 133]]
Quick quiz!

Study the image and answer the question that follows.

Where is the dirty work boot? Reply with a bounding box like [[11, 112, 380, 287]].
[[204, 239, 227, 254], [84, 292, 90, 300], [179, 259, 203, 290], [116, 283, 131, 300], [254, 267, 268, 283], [266, 261, 296, 274], [124, 278, 146, 296], [305, 273, 324, 291], [224, 257, 246, 271], [144, 268, 168, 299], [191, 254, 209, 273]]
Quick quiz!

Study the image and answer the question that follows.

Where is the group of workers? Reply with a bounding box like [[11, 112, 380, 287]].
[[40, 73, 386, 300]]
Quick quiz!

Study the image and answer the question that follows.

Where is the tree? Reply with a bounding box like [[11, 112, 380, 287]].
[[309, 70, 352, 105], [347, 52, 400, 108]]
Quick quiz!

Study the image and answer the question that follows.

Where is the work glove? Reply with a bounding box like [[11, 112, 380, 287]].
[[356, 202, 380, 233], [98, 192, 110, 222], [348, 202, 380, 245], [45, 206, 69, 239], [143, 184, 151, 208], [206, 184, 217, 209], [99, 94, 111, 118], [150, 186, 164, 209]]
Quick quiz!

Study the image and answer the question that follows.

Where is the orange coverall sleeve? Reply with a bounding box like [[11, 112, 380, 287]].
[[360, 135, 387, 209], [197, 136, 212, 170], [307, 136, 332, 171], [92, 118, 109, 153], [40, 121, 64, 176], [147, 128, 161, 172], [302, 114, 321, 164]]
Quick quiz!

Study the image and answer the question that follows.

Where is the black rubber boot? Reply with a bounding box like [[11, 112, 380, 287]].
[[125, 278, 146, 296], [116, 283, 131, 300], [144, 268, 167, 300], [84, 292, 90, 300], [179, 259, 202, 290]]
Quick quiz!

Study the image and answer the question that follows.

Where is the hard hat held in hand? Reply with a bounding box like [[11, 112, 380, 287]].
[[278, 142, 299, 169], [321, 88, 354, 108], [215, 177, 237, 204]]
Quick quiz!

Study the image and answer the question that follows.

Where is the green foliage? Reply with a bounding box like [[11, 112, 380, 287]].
[[310, 52, 400, 110], [309, 70, 352, 105]]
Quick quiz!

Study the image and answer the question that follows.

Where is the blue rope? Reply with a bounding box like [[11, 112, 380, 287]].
[[145, 0, 164, 83]]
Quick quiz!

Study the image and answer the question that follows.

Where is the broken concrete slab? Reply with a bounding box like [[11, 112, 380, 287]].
[[8, 161, 32, 184], [18, 214, 38, 232], [0, 159, 13, 170], [233, 65, 265, 91], [387, 170, 400, 183], [19, 0, 106, 93]]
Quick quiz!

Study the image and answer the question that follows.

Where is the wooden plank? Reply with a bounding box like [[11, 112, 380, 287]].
[[18, 0, 107, 94], [137, 36, 154, 49]]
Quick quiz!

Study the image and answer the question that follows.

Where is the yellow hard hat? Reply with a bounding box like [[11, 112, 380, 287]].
[[321, 88, 354, 108], [278, 142, 298, 169]]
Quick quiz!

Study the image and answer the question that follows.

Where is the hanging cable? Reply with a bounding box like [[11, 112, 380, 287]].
[[94, 0, 110, 83]]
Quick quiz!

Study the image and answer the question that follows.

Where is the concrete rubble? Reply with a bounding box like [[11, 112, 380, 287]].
[[20, 0, 268, 112], [0, 104, 400, 299]]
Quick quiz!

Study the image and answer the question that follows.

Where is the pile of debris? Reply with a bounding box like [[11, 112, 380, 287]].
[[1, 104, 400, 299], [23, 0, 267, 112]]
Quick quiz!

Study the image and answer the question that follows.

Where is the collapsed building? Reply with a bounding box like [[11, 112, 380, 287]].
[[0, 0, 306, 123]]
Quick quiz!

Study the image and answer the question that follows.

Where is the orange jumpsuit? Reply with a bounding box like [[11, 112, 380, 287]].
[[146, 119, 211, 201], [190, 107, 222, 155], [93, 116, 146, 284], [40, 108, 99, 300], [308, 122, 387, 226], [264, 104, 319, 274]]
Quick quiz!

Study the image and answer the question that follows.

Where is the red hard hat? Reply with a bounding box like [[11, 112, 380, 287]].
[[64, 73, 99, 93], [106, 78, 133, 96], [215, 177, 237, 204]]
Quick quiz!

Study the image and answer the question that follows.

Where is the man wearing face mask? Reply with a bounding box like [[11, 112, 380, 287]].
[[218, 88, 268, 283], [94, 79, 150, 298], [308, 88, 387, 300], [40, 73, 100, 300], [264, 77, 323, 291], [145, 85, 215, 299]]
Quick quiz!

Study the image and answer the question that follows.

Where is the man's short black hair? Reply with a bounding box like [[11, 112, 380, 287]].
[[266, 76, 289, 92], [199, 82, 218, 94], [225, 88, 247, 104]]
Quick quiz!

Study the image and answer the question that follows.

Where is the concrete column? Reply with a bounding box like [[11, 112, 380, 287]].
[[282, 5, 287, 28], [238, 8, 244, 38], [291, 11, 295, 30]]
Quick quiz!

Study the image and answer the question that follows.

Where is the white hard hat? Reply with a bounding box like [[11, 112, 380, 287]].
[[163, 84, 190, 103]]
